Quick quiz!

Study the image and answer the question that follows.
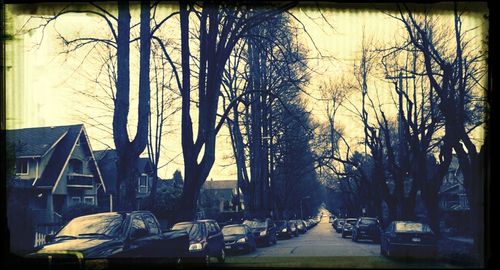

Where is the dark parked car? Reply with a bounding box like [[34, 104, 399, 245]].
[[222, 224, 256, 253], [332, 218, 345, 233], [275, 220, 293, 239], [243, 218, 277, 246], [288, 220, 299, 237], [28, 211, 189, 268], [171, 219, 225, 265], [380, 221, 437, 258], [292, 219, 307, 234], [341, 218, 358, 238], [352, 217, 382, 243]]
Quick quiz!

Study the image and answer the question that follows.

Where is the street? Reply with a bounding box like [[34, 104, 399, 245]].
[[238, 217, 379, 257], [218, 216, 460, 268]]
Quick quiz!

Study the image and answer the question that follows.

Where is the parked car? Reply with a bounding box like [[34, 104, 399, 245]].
[[171, 219, 225, 265], [275, 220, 293, 239], [28, 211, 189, 268], [222, 224, 256, 253], [332, 218, 345, 233], [341, 218, 358, 238], [292, 219, 307, 234], [329, 216, 335, 223], [380, 221, 437, 258], [288, 220, 300, 237], [243, 218, 277, 246], [352, 217, 382, 243]]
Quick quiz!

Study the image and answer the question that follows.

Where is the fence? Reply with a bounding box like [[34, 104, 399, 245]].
[[33, 223, 62, 248]]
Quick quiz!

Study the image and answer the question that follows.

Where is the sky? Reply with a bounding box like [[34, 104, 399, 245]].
[[5, 2, 488, 180]]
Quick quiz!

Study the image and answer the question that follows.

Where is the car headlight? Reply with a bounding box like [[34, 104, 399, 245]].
[[260, 230, 267, 236], [236, 237, 247, 243], [189, 243, 203, 251], [282, 228, 287, 233]]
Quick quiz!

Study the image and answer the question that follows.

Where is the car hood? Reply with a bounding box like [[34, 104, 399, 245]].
[[37, 238, 113, 253]]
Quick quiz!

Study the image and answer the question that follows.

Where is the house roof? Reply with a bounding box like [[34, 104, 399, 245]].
[[93, 149, 153, 195], [94, 149, 118, 194], [34, 125, 83, 187], [202, 180, 237, 190], [7, 124, 106, 192], [6, 125, 74, 157]]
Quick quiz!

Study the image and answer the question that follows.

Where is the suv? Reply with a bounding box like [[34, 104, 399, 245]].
[[352, 217, 382, 243], [171, 219, 225, 265], [243, 218, 277, 246]]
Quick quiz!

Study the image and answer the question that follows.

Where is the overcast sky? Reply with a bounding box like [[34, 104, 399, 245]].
[[5, 2, 488, 180]]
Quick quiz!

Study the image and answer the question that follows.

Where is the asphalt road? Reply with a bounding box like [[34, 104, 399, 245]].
[[234, 217, 380, 258]]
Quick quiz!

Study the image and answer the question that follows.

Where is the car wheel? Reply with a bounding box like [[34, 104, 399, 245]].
[[341, 232, 346, 238], [273, 235, 277, 244], [267, 236, 272, 246], [217, 249, 225, 263]]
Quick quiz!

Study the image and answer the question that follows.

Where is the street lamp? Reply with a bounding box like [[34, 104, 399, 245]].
[[300, 196, 311, 220]]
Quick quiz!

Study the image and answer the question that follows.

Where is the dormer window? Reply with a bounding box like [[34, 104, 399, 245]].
[[15, 159, 29, 175], [68, 159, 83, 174]]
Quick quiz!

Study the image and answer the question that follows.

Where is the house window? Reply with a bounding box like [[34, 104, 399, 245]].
[[83, 196, 95, 205], [68, 159, 83, 174], [15, 159, 29, 175], [71, 197, 81, 205], [138, 174, 149, 193]]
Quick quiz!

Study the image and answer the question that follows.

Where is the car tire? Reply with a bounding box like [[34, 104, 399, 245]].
[[203, 254, 210, 266], [267, 236, 272, 247], [273, 235, 277, 244], [217, 249, 225, 263], [352, 234, 358, 242], [341, 232, 346, 238]]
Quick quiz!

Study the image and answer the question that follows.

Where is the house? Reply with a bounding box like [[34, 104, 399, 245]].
[[93, 149, 154, 211], [6, 124, 107, 225], [439, 155, 471, 234], [198, 180, 243, 219]]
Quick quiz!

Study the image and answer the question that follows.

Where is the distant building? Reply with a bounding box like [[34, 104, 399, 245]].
[[439, 155, 471, 234], [198, 180, 243, 219], [6, 124, 107, 224], [93, 149, 154, 211]]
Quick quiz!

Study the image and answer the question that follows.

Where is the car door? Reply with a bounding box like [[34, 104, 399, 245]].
[[206, 222, 220, 256], [122, 214, 150, 257], [212, 222, 224, 255]]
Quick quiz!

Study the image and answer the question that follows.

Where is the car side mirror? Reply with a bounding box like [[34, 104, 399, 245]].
[[45, 234, 55, 244], [130, 228, 149, 240]]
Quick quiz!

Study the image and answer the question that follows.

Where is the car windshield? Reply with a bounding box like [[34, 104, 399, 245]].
[[243, 220, 266, 228], [222, 226, 245, 235], [395, 222, 432, 233], [172, 223, 204, 239], [360, 219, 378, 225], [56, 213, 124, 238], [346, 219, 357, 225]]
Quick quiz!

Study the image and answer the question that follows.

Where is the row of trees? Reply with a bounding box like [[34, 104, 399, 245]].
[[23, 1, 323, 221], [315, 4, 487, 261]]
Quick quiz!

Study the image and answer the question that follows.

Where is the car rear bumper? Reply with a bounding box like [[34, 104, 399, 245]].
[[388, 243, 437, 257]]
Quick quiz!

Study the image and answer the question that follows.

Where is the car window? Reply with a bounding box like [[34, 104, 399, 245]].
[[207, 222, 217, 235], [130, 215, 147, 236], [360, 219, 378, 225], [143, 214, 160, 235], [213, 222, 221, 232], [56, 213, 124, 238]]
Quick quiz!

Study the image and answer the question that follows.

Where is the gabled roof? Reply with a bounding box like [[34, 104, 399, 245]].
[[202, 180, 237, 190], [93, 149, 118, 194], [7, 124, 106, 192], [34, 125, 82, 187], [6, 125, 74, 157]]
